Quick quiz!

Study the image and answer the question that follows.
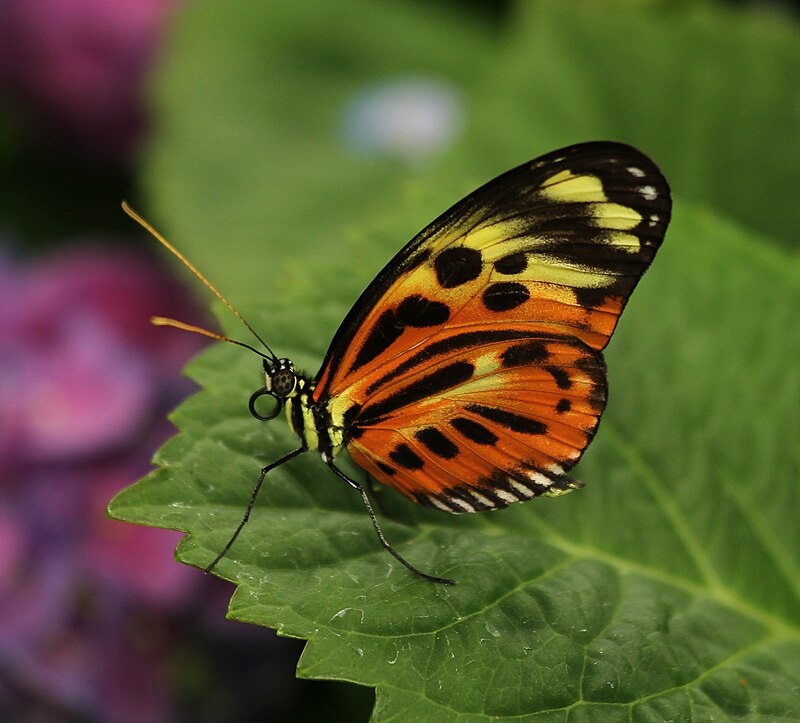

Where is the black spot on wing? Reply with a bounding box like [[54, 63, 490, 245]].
[[350, 308, 403, 372], [415, 427, 459, 459], [546, 366, 572, 390], [377, 461, 396, 476], [466, 404, 547, 435], [390, 444, 424, 470], [556, 398, 571, 414], [494, 252, 527, 275], [362, 361, 475, 422], [396, 295, 450, 327], [483, 282, 529, 312], [434, 247, 483, 288], [500, 339, 550, 367], [450, 417, 498, 445], [349, 295, 449, 373], [573, 286, 612, 310]]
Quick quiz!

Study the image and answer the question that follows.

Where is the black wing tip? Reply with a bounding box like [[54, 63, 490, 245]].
[[539, 140, 661, 165], [539, 140, 672, 238], [537, 140, 671, 199]]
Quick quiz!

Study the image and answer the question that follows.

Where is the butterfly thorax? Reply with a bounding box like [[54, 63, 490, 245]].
[[283, 375, 346, 460]]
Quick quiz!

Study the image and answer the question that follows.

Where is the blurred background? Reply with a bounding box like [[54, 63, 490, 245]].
[[0, 0, 798, 721]]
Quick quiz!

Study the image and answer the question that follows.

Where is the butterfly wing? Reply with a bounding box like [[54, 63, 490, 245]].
[[313, 141, 670, 511], [344, 333, 606, 511]]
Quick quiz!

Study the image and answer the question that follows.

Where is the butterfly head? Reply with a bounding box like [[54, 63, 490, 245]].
[[248, 358, 296, 421]]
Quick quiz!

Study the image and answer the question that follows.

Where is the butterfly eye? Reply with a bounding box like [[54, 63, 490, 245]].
[[270, 369, 296, 397], [248, 387, 283, 421], [267, 358, 296, 398]]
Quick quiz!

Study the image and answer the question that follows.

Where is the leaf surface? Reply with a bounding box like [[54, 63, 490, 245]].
[[111, 200, 800, 720], [115, 0, 800, 718]]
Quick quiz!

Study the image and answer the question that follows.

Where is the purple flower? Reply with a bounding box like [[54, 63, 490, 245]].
[[0, 0, 182, 161], [0, 241, 206, 720], [1, 245, 204, 471]]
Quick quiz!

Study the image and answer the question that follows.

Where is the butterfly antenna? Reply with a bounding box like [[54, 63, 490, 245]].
[[151, 317, 272, 360], [122, 201, 278, 362]]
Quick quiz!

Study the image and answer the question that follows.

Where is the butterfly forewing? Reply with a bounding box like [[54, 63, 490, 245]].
[[313, 141, 670, 512]]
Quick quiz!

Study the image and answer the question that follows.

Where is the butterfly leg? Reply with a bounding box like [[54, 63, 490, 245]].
[[326, 461, 455, 586], [364, 471, 392, 517], [205, 445, 307, 574]]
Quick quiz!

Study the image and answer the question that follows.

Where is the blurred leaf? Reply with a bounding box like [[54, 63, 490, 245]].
[[111, 194, 800, 720], [465, 0, 800, 247], [140, 0, 496, 295]]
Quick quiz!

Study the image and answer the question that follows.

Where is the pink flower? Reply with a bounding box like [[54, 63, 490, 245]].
[[1, 245, 205, 470], [83, 465, 199, 610], [0, 240, 207, 720], [0, 0, 182, 161]]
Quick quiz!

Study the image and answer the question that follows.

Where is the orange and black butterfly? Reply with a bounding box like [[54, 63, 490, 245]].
[[125, 141, 671, 585]]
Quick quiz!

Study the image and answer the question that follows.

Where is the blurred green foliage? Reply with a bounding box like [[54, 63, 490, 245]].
[[111, 0, 800, 720]]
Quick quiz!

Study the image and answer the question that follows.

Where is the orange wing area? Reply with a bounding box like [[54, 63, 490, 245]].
[[344, 334, 605, 511]]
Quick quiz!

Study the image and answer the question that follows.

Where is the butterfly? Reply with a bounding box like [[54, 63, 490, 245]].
[[124, 141, 671, 585]]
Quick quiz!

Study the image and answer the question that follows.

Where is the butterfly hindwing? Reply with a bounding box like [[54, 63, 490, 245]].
[[345, 334, 606, 512], [312, 141, 670, 512]]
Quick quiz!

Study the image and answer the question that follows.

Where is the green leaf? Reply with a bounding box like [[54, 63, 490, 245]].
[[121, 0, 800, 717], [110, 195, 800, 720]]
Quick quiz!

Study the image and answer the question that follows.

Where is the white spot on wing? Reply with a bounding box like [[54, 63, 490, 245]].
[[528, 471, 552, 487], [428, 496, 454, 512], [641, 185, 658, 200], [627, 166, 645, 178], [467, 490, 493, 507], [448, 496, 476, 512], [510, 480, 535, 498], [494, 489, 518, 504]]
